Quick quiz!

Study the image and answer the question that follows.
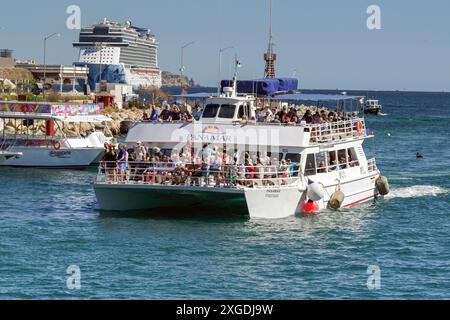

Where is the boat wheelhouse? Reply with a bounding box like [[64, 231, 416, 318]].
[[0, 101, 112, 168], [93, 80, 389, 218]]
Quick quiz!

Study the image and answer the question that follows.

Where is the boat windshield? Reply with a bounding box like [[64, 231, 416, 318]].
[[202, 104, 220, 118], [218, 104, 236, 119]]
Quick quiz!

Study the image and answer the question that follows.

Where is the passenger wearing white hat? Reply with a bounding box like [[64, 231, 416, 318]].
[[134, 141, 147, 162]]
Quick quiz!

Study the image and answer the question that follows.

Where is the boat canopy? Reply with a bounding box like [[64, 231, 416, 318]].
[[0, 112, 111, 123], [274, 93, 363, 102], [221, 78, 299, 96], [0, 101, 102, 116]]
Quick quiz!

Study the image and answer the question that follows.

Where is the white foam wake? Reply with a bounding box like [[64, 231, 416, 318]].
[[387, 185, 448, 199]]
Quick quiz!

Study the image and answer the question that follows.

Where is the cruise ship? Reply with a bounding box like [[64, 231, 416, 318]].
[[73, 18, 162, 91]]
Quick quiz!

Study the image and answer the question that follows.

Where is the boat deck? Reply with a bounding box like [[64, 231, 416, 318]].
[[95, 162, 304, 191]]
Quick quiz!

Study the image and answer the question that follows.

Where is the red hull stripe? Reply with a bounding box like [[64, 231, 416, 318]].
[[344, 194, 376, 208]]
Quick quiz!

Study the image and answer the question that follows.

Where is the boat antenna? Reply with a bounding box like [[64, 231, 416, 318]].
[[233, 54, 241, 97], [264, 0, 277, 79]]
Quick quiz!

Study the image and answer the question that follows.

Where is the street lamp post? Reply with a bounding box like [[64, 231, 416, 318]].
[[43, 32, 60, 100], [218, 46, 234, 95], [180, 41, 195, 94]]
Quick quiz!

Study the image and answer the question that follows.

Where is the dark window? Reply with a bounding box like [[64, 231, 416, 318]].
[[218, 104, 236, 118], [348, 148, 359, 167], [305, 154, 316, 176], [328, 150, 337, 172], [338, 149, 348, 169], [285, 153, 301, 163], [316, 152, 328, 174], [238, 105, 245, 119], [202, 104, 220, 118]]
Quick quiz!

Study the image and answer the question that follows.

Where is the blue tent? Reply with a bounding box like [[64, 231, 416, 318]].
[[274, 93, 361, 102], [221, 78, 299, 96]]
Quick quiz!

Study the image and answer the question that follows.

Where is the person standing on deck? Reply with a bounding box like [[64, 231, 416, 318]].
[[150, 105, 161, 122], [117, 144, 128, 183]]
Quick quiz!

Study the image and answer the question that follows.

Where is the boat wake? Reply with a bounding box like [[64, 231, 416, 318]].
[[387, 185, 448, 199], [378, 112, 388, 116]]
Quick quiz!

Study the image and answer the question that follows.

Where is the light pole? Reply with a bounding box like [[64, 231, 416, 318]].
[[218, 46, 234, 95], [43, 32, 61, 100], [180, 41, 195, 94]]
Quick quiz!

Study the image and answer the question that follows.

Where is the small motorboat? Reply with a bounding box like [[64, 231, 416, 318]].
[[362, 100, 383, 115]]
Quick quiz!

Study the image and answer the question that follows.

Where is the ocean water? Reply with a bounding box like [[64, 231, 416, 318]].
[[1, 91, 450, 300]]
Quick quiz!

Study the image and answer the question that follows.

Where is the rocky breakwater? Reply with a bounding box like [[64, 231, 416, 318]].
[[102, 107, 144, 136], [0, 108, 145, 138]]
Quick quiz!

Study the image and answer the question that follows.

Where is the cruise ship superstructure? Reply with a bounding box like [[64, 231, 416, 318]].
[[73, 18, 162, 91]]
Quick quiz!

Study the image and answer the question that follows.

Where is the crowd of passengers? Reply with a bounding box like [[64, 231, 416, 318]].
[[254, 106, 360, 125], [142, 103, 361, 126], [101, 142, 301, 187]]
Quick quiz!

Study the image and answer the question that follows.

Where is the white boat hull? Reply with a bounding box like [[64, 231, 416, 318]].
[[94, 174, 381, 217], [0, 146, 103, 168], [93, 182, 308, 219], [245, 187, 304, 219], [0, 151, 22, 164], [307, 171, 381, 211]]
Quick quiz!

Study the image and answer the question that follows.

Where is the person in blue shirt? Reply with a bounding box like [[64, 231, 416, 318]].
[[150, 106, 161, 122], [117, 144, 128, 182]]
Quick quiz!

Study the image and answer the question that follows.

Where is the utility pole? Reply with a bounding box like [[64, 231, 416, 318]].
[[43, 32, 61, 100], [180, 42, 195, 95]]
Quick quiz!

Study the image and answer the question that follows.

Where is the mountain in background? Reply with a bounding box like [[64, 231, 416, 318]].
[[161, 71, 197, 88]]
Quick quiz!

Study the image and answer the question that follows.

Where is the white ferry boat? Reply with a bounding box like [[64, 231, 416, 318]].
[[0, 101, 112, 168], [93, 77, 389, 218]]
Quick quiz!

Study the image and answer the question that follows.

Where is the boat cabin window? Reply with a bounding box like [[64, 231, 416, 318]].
[[305, 154, 316, 176], [238, 104, 251, 120], [328, 150, 337, 172], [338, 149, 348, 170], [218, 104, 237, 119], [316, 152, 328, 174], [348, 148, 359, 167], [306, 148, 360, 176], [284, 153, 301, 164], [202, 104, 220, 118]]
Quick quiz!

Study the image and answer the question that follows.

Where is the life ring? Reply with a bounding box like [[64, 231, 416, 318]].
[[53, 141, 61, 150], [356, 121, 364, 134]]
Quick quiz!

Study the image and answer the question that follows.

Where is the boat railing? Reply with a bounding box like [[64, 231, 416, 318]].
[[308, 118, 367, 144], [139, 118, 367, 145], [367, 158, 378, 173], [96, 161, 303, 190]]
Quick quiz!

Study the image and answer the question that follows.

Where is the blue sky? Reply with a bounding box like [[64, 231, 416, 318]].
[[1, 0, 449, 91]]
